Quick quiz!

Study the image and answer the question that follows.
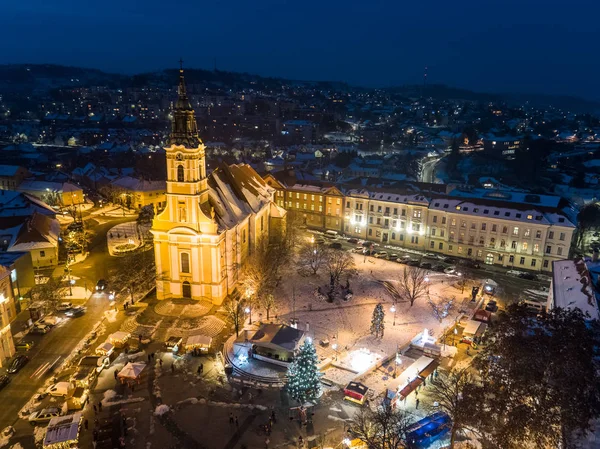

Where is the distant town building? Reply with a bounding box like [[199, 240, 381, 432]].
[[0, 266, 16, 367], [483, 135, 522, 159], [111, 177, 166, 212], [0, 165, 30, 191], [548, 259, 599, 320], [17, 180, 84, 207]]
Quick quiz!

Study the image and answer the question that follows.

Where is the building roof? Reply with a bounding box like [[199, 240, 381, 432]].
[[0, 165, 24, 177], [249, 324, 305, 351], [18, 180, 82, 194], [0, 191, 56, 219], [551, 259, 599, 320], [0, 212, 60, 252], [112, 176, 166, 192]]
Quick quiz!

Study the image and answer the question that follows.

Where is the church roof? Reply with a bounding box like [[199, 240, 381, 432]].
[[169, 67, 202, 148], [207, 163, 274, 230]]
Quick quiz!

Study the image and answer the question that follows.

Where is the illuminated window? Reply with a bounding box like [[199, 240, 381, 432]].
[[180, 253, 190, 273], [177, 165, 184, 182]]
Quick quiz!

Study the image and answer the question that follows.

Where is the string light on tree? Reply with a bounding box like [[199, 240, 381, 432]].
[[286, 338, 322, 404]]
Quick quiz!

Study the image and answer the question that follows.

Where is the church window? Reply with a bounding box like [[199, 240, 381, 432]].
[[260, 216, 264, 231], [178, 202, 186, 222], [180, 253, 190, 273], [177, 165, 184, 182], [242, 229, 246, 243]]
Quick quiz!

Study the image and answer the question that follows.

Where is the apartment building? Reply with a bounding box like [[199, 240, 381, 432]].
[[0, 267, 16, 367], [426, 195, 575, 271], [343, 189, 429, 250], [263, 173, 344, 232]]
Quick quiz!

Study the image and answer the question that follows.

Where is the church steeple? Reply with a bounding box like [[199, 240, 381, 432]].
[[170, 60, 201, 148]]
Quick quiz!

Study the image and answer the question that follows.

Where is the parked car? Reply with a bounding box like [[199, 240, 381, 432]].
[[0, 375, 10, 390], [485, 300, 498, 313], [432, 264, 445, 272], [30, 324, 51, 335], [506, 270, 524, 277], [15, 340, 34, 351], [329, 242, 343, 250], [460, 260, 481, 269], [56, 302, 73, 312], [315, 238, 326, 245], [28, 407, 61, 425], [7, 355, 29, 374], [66, 306, 86, 317], [389, 254, 399, 261], [444, 266, 457, 275], [424, 253, 438, 259], [95, 279, 108, 292], [443, 257, 456, 264], [518, 272, 537, 281], [46, 382, 73, 398], [347, 238, 359, 244], [40, 315, 60, 327], [374, 251, 388, 259], [420, 262, 432, 269], [407, 260, 421, 267]]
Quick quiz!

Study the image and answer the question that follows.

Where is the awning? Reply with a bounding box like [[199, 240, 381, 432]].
[[117, 362, 146, 380], [399, 378, 423, 398], [185, 334, 212, 348], [419, 360, 439, 379]]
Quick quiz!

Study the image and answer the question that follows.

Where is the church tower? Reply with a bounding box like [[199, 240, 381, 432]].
[[151, 65, 227, 303]]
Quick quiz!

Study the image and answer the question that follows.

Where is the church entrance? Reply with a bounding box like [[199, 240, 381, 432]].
[[182, 281, 192, 298]]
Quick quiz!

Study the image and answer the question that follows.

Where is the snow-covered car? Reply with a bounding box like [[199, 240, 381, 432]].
[[506, 270, 524, 277], [66, 306, 86, 317], [374, 251, 388, 259], [56, 302, 73, 312], [443, 266, 457, 275], [30, 324, 51, 334], [40, 315, 60, 327], [28, 408, 61, 425], [45, 382, 73, 397]]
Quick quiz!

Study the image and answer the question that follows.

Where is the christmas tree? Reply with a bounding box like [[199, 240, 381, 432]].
[[286, 339, 322, 404], [370, 303, 385, 338]]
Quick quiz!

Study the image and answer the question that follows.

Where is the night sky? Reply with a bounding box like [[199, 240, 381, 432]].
[[2, 0, 598, 99]]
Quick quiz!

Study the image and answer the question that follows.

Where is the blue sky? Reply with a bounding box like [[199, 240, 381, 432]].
[[2, 0, 598, 99]]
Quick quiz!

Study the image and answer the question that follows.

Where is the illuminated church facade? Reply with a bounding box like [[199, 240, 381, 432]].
[[151, 68, 285, 305]]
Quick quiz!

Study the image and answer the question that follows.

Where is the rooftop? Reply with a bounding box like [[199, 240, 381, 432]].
[[551, 259, 599, 320]]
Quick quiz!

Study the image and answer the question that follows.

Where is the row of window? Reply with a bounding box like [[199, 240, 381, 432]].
[[286, 192, 342, 204]]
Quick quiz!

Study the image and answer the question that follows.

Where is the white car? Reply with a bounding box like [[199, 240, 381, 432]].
[[56, 302, 73, 312], [45, 382, 73, 397], [443, 266, 457, 275], [40, 315, 60, 327], [28, 408, 61, 425], [374, 251, 388, 259]]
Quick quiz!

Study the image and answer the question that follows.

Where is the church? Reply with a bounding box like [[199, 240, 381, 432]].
[[151, 68, 286, 305]]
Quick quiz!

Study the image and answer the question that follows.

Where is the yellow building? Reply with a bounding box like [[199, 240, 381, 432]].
[[111, 177, 166, 212], [0, 267, 16, 367], [151, 68, 285, 305]]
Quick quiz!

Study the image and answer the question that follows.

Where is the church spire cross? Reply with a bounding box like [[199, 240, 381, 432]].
[[170, 60, 201, 148]]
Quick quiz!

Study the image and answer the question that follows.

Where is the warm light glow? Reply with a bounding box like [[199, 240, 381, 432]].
[[244, 307, 251, 314], [390, 305, 396, 313], [350, 348, 373, 371]]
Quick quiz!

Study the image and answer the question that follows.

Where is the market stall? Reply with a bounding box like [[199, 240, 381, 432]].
[[344, 381, 369, 405], [117, 362, 146, 385], [184, 334, 212, 355], [43, 413, 82, 448], [108, 331, 130, 348], [95, 341, 114, 356]]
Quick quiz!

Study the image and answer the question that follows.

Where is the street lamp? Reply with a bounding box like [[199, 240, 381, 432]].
[[390, 304, 396, 326], [69, 278, 75, 296], [424, 275, 430, 294], [245, 306, 252, 324], [343, 438, 351, 447], [332, 342, 338, 361], [453, 327, 458, 345], [394, 349, 402, 378]]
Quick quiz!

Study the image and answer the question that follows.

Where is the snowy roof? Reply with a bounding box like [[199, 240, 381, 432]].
[[346, 189, 429, 205], [112, 177, 166, 192], [44, 413, 82, 447], [0, 165, 24, 177], [249, 324, 305, 351], [185, 334, 212, 347], [0, 191, 56, 218], [18, 180, 82, 194], [207, 164, 274, 230], [0, 212, 60, 252], [551, 259, 599, 320], [429, 196, 574, 227], [118, 362, 146, 379]]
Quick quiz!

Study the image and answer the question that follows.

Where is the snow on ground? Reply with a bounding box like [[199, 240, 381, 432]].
[[59, 286, 91, 300]]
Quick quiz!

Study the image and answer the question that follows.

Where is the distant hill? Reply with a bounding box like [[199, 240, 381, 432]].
[[388, 83, 600, 113], [0, 64, 598, 113]]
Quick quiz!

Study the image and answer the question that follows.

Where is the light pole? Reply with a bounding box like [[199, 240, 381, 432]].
[[424, 275, 430, 295], [457, 272, 464, 293], [391, 304, 396, 326], [245, 306, 252, 325], [394, 346, 402, 378], [453, 327, 458, 345]]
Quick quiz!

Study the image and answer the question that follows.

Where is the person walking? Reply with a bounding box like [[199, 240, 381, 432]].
[[235, 416, 239, 427], [159, 358, 163, 367], [114, 369, 118, 380], [98, 402, 102, 412], [84, 419, 89, 431], [93, 404, 97, 415], [271, 410, 276, 424], [229, 413, 234, 425], [200, 363, 204, 373], [197, 365, 202, 375], [171, 363, 175, 374], [265, 437, 270, 449], [416, 398, 420, 409]]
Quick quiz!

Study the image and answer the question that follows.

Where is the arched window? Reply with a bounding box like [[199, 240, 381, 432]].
[[180, 253, 190, 273], [177, 165, 184, 182]]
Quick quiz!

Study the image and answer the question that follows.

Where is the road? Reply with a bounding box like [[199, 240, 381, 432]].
[[420, 157, 441, 183]]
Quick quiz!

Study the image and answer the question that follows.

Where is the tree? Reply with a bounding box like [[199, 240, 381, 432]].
[[223, 296, 245, 337], [283, 210, 304, 251], [31, 277, 66, 311], [474, 305, 600, 449], [137, 205, 155, 225], [396, 266, 429, 307], [297, 242, 329, 275], [259, 293, 275, 321], [325, 248, 356, 287], [286, 339, 322, 403], [426, 369, 481, 448], [576, 203, 600, 249], [351, 406, 413, 449], [110, 248, 155, 302], [370, 303, 385, 338]]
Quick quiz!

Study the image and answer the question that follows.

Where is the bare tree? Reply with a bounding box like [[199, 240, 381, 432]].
[[31, 277, 67, 311], [259, 293, 276, 321], [296, 242, 329, 275], [351, 406, 413, 449], [425, 368, 481, 448], [223, 296, 245, 337], [396, 266, 429, 307], [326, 248, 356, 287], [283, 210, 304, 251], [110, 248, 156, 301], [240, 238, 280, 317]]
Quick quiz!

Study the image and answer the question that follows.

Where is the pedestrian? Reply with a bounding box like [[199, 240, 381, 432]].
[[414, 389, 418, 398], [93, 404, 97, 414], [93, 429, 98, 441], [235, 416, 239, 427], [416, 398, 420, 409], [271, 410, 276, 423], [98, 401, 102, 412], [131, 383, 135, 392], [265, 437, 270, 449], [148, 354, 152, 362], [298, 435, 304, 448], [84, 419, 89, 430], [159, 358, 163, 367], [200, 363, 204, 373], [114, 369, 118, 380], [229, 413, 234, 425], [171, 363, 175, 374], [197, 365, 202, 375], [139, 334, 142, 343]]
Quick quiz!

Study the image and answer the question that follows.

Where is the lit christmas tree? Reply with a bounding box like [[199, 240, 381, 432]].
[[286, 339, 322, 404], [370, 303, 385, 338]]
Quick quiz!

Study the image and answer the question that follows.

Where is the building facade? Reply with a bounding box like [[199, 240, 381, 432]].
[[111, 177, 167, 212], [0, 267, 16, 367], [151, 69, 284, 305]]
